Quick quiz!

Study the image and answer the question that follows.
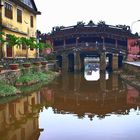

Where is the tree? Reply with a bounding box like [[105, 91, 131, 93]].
[[6, 34, 20, 47], [19, 37, 34, 58], [34, 41, 52, 58], [0, 31, 53, 59]]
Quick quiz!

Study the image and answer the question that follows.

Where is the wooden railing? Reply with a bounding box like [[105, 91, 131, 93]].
[[54, 42, 127, 54]]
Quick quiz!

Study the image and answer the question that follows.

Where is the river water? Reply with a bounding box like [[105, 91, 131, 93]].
[[0, 71, 140, 140]]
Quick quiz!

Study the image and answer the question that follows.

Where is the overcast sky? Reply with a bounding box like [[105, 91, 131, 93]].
[[34, 0, 140, 34]]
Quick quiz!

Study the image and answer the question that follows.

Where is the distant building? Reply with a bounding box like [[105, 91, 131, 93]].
[[0, 0, 40, 58], [127, 38, 140, 61], [37, 32, 53, 55]]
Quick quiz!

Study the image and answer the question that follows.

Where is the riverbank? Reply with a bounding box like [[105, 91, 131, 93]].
[[0, 70, 58, 97], [120, 73, 140, 90], [120, 61, 140, 90]]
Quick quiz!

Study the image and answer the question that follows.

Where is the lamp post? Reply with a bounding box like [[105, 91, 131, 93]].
[[131, 20, 140, 33]]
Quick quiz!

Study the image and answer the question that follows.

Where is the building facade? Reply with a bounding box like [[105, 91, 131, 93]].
[[0, 0, 40, 58]]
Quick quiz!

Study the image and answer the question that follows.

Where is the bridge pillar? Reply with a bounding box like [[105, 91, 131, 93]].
[[112, 74, 118, 91], [74, 74, 81, 92], [62, 53, 68, 72], [74, 51, 81, 72], [62, 74, 69, 91], [100, 71, 106, 91], [100, 71, 106, 104], [100, 53, 106, 71], [112, 53, 118, 70]]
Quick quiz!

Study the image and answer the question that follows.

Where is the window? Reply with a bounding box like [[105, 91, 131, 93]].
[[4, 2, 13, 19], [30, 15, 34, 28], [17, 9, 22, 23]]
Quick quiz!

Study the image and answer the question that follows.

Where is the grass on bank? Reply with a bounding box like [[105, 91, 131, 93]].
[[0, 71, 56, 97], [0, 81, 18, 97], [16, 71, 56, 85], [18, 71, 56, 94]]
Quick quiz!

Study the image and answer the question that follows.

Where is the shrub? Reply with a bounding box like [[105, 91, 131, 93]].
[[0, 82, 18, 97]]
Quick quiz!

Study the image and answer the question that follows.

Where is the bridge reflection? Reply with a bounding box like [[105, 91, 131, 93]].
[[40, 73, 140, 120]]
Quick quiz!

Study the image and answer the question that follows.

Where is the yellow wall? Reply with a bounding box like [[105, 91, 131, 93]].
[[1, 0, 37, 58]]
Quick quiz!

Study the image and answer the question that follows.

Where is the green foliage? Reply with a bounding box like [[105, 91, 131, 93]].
[[1, 31, 52, 53], [7, 34, 20, 47], [0, 81, 18, 97], [45, 43, 53, 49], [19, 83, 43, 94], [16, 73, 38, 84], [16, 71, 56, 84], [0, 37, 5, 43], [16, 71, 56, 94], [19, 36, 51, 51], [0, 31, 6, 44], [35, 42, 45, 50], [45, 54, 55, 60], [46, 70, 55, 75], [19, 37, 33, 49], [0, 70, 56, 97], [0, 31, 5, 35], [29, 37, 37, 49]]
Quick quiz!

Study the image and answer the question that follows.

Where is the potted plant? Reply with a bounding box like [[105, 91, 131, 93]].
[[0, 65, 3, 73], [9, 63, 19, 70], [33, 61, 41, 66], [22, 62, 31, 68], [41, 61, 48, 66]]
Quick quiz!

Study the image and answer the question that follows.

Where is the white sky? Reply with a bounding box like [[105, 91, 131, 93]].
[[34, 0, 140, 34]]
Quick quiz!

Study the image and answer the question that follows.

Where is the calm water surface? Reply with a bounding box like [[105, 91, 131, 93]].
[[0, 71, 140, 140]]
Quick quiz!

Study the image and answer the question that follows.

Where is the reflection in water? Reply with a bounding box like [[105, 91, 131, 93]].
[[42, 73, 131, 118], [84, 70, 109, 81], [84, 62, 109, 81], [39, 73, 140, 140], [0, 92, 43, 140], [0, 73, 140, 140]]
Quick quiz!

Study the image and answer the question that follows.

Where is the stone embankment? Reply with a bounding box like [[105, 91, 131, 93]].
[[0, 62, 57, 97], [120, 62, 140, 89]]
